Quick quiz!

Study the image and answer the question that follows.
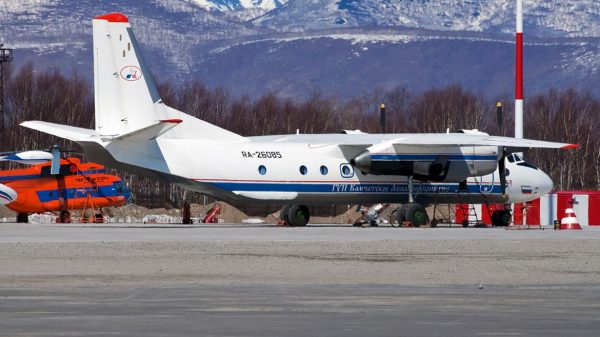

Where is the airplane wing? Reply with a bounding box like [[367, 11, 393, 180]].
[[340, 133, 578, 151]]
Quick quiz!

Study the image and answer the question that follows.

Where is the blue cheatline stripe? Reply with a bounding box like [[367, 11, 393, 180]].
[[0, 174, 41, 182], [35, 184, 125, 203], [371, 154, 498, 161], [207, 182, 503, 194], [0, 169, 107, 183]]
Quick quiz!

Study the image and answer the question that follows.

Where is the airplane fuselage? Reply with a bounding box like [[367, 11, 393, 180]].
[[83, 134, 552, 206]]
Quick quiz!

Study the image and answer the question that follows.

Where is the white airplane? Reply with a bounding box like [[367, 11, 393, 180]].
[[22, 13, 578, 226]]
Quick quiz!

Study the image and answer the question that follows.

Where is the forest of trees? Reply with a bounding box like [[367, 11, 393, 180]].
[[1, 63, 599, 208]]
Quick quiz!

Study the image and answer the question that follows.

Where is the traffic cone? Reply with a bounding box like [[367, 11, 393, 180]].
[[560, 208, 582, 230]]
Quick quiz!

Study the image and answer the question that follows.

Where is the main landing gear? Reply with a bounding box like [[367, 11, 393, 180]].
[[16, 213, 29, 223], [390, 176, 429, 227], [391, 203, 429, 227], [280, 204, 310, 227]]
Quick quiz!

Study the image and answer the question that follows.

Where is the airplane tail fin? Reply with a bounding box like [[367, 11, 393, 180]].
[[93, 13, 242, 141]]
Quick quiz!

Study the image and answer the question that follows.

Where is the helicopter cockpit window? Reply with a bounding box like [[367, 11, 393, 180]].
[[40, 164, 78, 177], [115, 181, 125, 193]]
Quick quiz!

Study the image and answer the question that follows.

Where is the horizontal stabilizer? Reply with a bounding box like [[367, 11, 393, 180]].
[[114, 119, 182, 142], [20, 121, 98, 142]]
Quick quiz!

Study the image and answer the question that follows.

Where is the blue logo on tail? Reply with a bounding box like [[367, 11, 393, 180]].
[[120, 66, 143, 81]]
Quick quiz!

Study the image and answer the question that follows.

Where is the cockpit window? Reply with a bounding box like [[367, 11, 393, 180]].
[[41, 164, 78, 177], [517, 161, 539, 170], [507, 154, 515, 163], [514, 154, 524, 162]]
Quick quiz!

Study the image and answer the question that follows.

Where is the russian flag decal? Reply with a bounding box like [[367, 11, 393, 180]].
[[521, 185, 533, 194]]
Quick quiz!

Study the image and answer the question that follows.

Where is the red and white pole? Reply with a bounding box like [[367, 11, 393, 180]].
[[515, 0, 523, 140]]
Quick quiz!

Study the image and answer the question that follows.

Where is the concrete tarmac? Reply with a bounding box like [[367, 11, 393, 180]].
[[1, 223, 599, 336]]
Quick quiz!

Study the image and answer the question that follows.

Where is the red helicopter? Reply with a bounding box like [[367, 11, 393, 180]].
[[0, 150, 131, 223]]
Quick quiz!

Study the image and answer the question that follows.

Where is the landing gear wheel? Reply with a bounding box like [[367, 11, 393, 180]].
[[430, 219, 438, 228], [287, 205, 310, 227], [462, 220, 469, 228], [16, 213, 28, 223], [406, 204, 428, 227], [394, 204, 407, 227], [280, 205, 291, 225], [60, 211, 71, 223], [492, 210, 511, 226], [390, 209, 399, 227]]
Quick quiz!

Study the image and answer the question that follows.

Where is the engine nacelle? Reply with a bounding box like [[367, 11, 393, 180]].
[[350, 145, 499, 182]]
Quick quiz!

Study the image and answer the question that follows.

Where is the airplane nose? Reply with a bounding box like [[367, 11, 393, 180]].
[[538, 170, 554, 196]]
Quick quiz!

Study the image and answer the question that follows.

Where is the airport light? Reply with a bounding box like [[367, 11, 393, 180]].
[[0, 44, 14, 137]]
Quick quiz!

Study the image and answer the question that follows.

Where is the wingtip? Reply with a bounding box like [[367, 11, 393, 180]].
[[561, 144, 580, 149], [160, 119, 183, 124]]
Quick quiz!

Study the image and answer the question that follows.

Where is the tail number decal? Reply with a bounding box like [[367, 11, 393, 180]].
[[241, 151, 282, 159]]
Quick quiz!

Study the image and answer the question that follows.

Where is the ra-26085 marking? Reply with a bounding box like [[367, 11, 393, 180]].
[[241, 151, 283, 159]]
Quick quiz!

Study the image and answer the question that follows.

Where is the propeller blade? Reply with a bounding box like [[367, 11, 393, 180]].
[[499, 149, 507, 196], [496, 102, 504, 135]]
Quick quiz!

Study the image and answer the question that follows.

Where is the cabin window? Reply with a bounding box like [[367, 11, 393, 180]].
[[340, 163, 354, 178], [299, 165, 308, 175], [258, 165, 267, 175], [320, 165, 328, 175]]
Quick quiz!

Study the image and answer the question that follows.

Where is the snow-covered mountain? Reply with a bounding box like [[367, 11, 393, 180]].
[[190, 0, 286, 11], [1, 0, 599, 99]]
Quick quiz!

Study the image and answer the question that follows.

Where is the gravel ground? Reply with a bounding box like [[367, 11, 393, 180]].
[[1, 237, 599, 287]]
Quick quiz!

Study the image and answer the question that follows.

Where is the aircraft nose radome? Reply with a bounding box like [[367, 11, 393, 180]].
[[538, 170, 554, 196]]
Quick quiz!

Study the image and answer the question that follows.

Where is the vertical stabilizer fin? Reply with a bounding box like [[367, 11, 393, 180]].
[[94, 13, 165, 136], [92, 13, 244, 141]]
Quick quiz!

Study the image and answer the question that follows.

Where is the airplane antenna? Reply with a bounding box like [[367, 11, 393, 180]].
[[0, 44, 14, 144], [496, 102, 504, 135], [379, 103, 386, 133]]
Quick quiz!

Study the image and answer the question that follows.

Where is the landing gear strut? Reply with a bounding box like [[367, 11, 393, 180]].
[[58, 210, 71, 223], [280, 204, 310, 226], [392, 176, 429, 227]]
